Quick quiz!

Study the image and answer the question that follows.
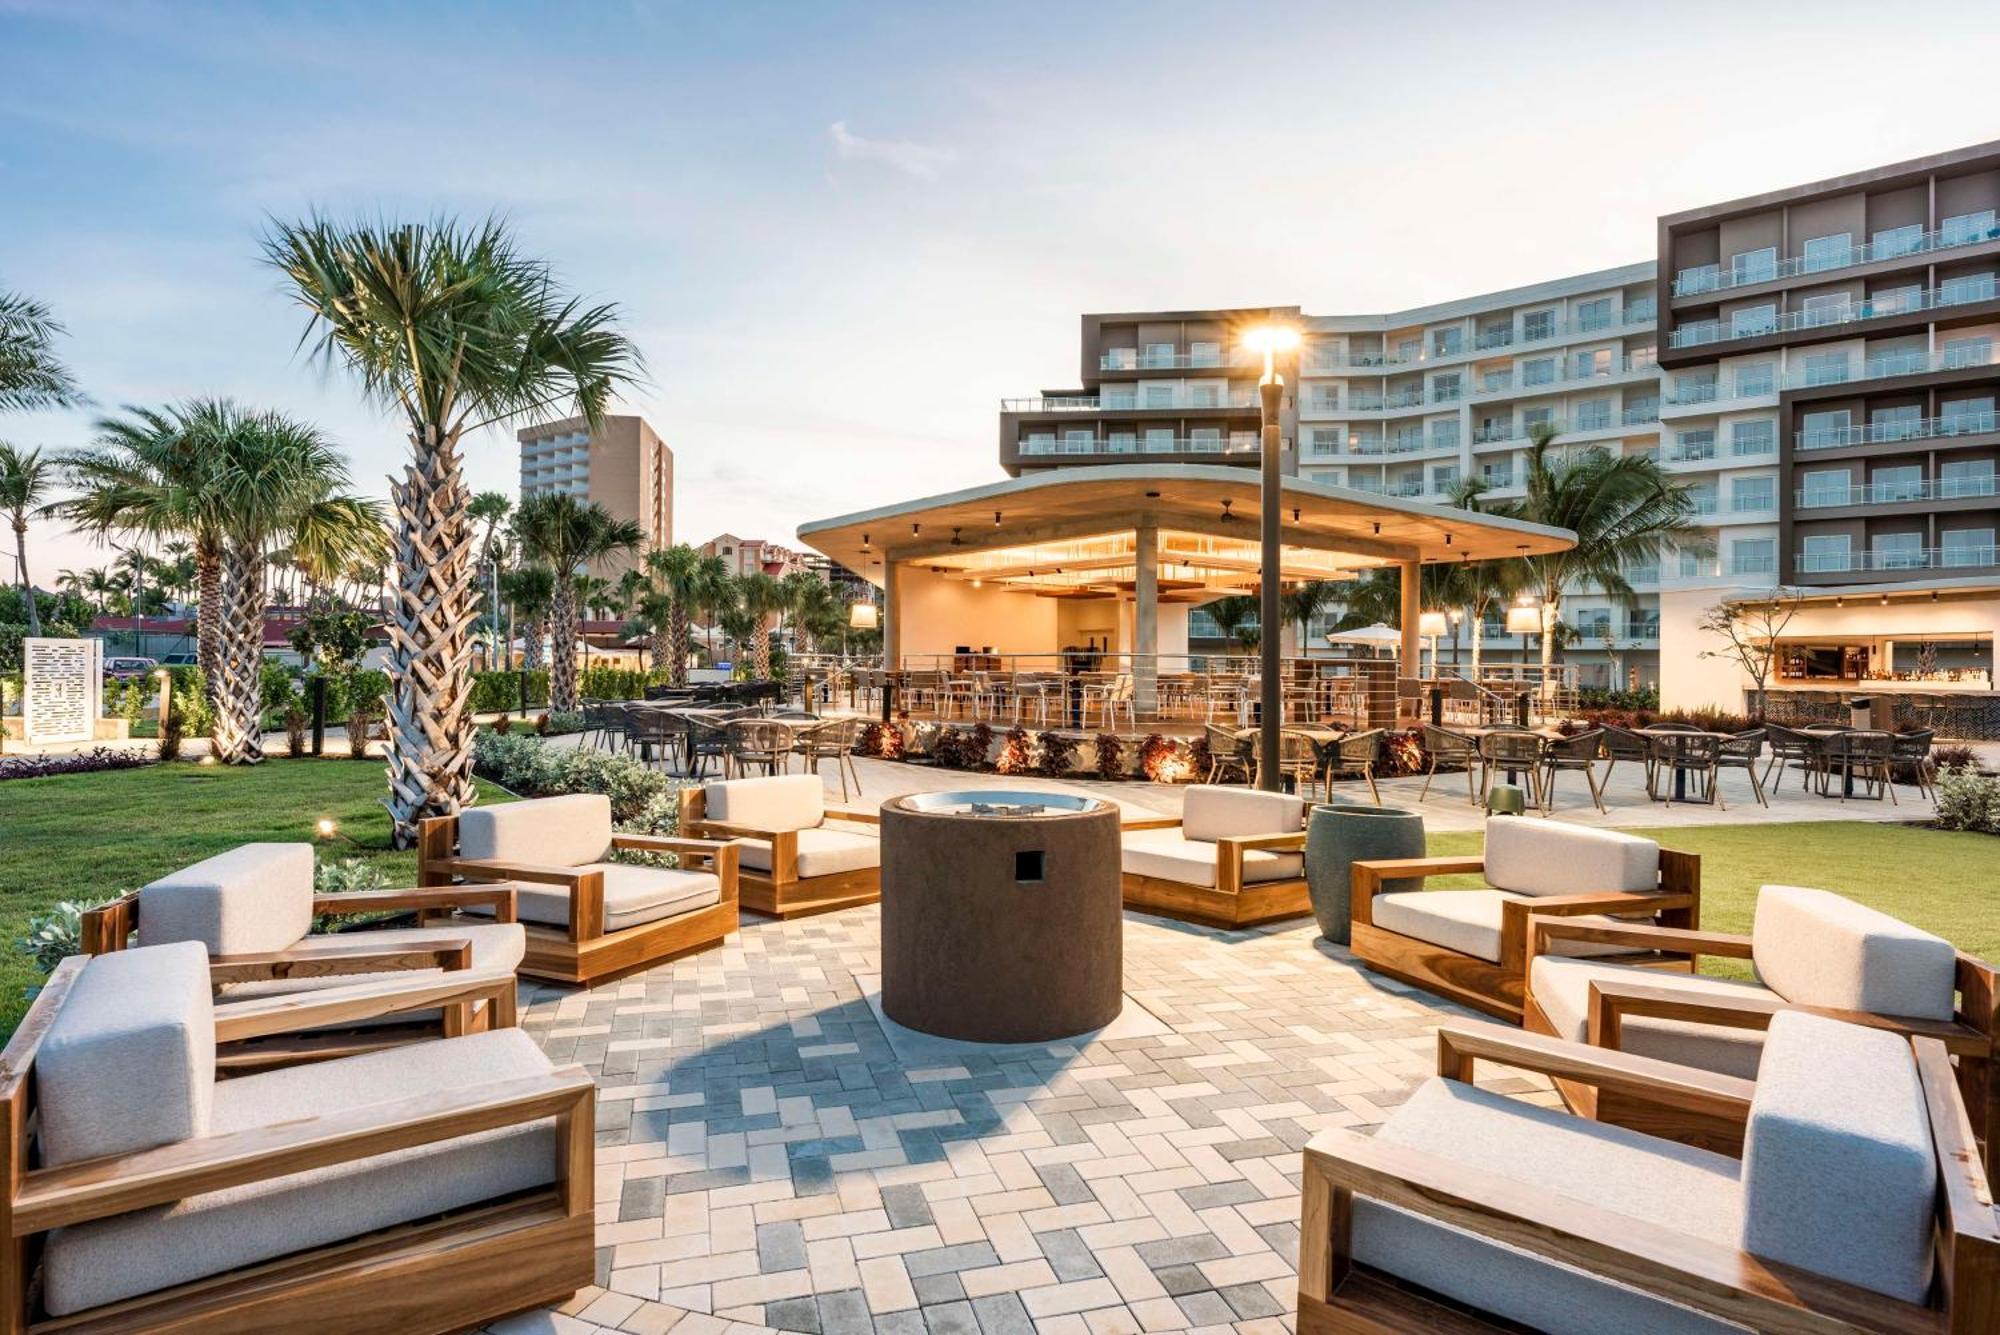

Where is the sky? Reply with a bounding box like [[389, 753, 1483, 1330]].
[[7, 0, 2000, 582]]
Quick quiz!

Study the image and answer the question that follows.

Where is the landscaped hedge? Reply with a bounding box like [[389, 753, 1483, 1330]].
[[471, 669, 549, 713], [471, 731, 688, 835], [0, 748, 156, 781]]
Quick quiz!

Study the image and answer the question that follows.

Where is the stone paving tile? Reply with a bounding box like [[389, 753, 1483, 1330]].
[[483, 886, 1540, 1334]]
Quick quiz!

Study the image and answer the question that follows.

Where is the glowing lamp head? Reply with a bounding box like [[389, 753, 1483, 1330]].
[[1418, 611, 1449, 637], [1505, 603, 1543, 635], [1241, 325, 1301, 358], [848, 601, 880, 630], [315, 818, 338, 839]]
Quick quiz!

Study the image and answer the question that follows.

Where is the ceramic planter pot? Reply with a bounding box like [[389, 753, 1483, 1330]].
[[1304, 804, 1425, 945]]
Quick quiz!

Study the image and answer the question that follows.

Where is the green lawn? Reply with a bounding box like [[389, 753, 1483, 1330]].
[[0, 760, 513, 1035], [1427, 821, 2000, 975]]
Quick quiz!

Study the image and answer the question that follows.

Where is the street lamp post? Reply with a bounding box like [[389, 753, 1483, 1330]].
[[1244, 325, 1299, 792]]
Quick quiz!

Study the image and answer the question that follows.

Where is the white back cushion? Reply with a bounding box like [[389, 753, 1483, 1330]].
[[1482, 818, 1658, 898], [459, 794, 612, 868], [1740, 1012, 1936, 1303], [705, 774, 824, 833], [1181, 787, 1302, 843], [1752, 885, 1957, 1020], [139, 842, 313, 955], [37, 942, 215, 1167]]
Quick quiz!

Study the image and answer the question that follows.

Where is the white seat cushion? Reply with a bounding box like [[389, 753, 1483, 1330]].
[[462, 862, 720, 932], [458, 794, 612, 869], [704, 774, 824, 833], [1751, 885, 1957, 1021], [37, 943, 216, 1167], [1180, 786, 1303, 841], [140, 843, 314, 955], [41, 1029, 559, 1317], [1121, 829, 1301, 889], [215, 922, 526, 1028], [1529, 955, 1776, 1080], [1482, 818, 1659, 898], [1371, 890, 1634, 964], [1352, 1078, 1741, 1334], [1740, 1012, 1936, 1303], [737, 826, 880, 879]]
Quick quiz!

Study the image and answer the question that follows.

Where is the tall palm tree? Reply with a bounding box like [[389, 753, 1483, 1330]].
[[265, 215, 642, 844], [1437, 475, 1518, 678], [499, 564, 555, 670], [1201, 594, 1256, 652], [1498, 425, 1710, 686], [0, 288, 84, 414], [735, 571, 786, 681], [467, 491, 512, 666], [692, 552, 733, 666], [512, 493, 642, 711], [777, 569, 824, 654], [717, 604, 758, 670], [0, 443, 58, 635], [1281, 580, 1337, 653], [644, 544, 702, 684]]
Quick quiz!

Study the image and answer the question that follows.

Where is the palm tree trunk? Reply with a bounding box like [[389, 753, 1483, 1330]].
[[754, 614, 772, 681], [212, 545, 265, 764], [14, 522, 40, 637], [383, 424, 478, 847], [649, 623, 670, 677], [1540, 596, 1559, 699], [549, 578, 580, 712], [668, 602, 689, 686], [195, 537, 223, 704], [522, 615, 545, 669], [1470, 610, 1483, 679]]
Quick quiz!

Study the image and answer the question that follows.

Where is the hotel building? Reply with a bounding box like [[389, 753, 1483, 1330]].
[[516, 414, 674, 570]]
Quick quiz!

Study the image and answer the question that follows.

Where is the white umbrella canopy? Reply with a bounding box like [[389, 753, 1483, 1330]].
[[1325, 623, 1404, 648]]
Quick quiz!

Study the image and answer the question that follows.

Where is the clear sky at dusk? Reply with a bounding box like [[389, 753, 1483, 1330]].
[[6, 0, 2000, 575]]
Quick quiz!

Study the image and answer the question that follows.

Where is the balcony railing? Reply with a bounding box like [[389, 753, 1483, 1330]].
[[1796, 409, 2000, 451], [1796, 475, 2000, 508], [1017, 434, 1261, 458], [1668, 277, 2000, 348], [1304, 306, 1659, 375], [1796, 545, 2000, 573], [1098, 350, 1245, 371], [1784, 344, 2000, 391], [1671, 217, 2000, 296], [1004, 391, 1257, 413]]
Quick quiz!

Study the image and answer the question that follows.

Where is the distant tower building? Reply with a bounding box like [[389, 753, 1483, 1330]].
[[516, 414, 673, 571]]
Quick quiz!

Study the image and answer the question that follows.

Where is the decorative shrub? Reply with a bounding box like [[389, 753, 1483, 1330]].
[[1936, 765, 2000, 834], [1138, 734, 1189, 783], [1188, 732, 1212, 781], [492, 713, 513, 735], [314, 857, 390, 892], [471, 669, 548, 714], [1933, 743, 1979, 773], [1093, 733, 1125, 780], [471, 730, 689, 825], [1575, 685, 1661, 712], [964, 722, 993, 769], [1380, 730, 1428, 778], [282, 691, 311, 757], [858, 720, 903, 760], [16, 900, 113, 973], [346, 702, 380, 759], [995, 726, 1030, 774], [538, 710, 586, 737], [0, 748, 155, 781], [1037, 730, 1078, 777]]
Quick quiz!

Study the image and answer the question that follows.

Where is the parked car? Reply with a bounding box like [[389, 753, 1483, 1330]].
[[103, 656, 159, 682], [157, 652, 197, 667]]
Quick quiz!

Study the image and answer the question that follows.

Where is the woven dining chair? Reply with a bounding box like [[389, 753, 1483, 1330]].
[[1324, 729, 1384, 806], [1477, 729, 1545, 809], [728, 719, 792, 777], [1417, 725, 1481, 805], [1203, 723, 1254, 785], [1761, 722, 1820, 791], [1537, 729, 1605, 814], [1891, 728, 1936, 803], [1647, 731, 1723, 808], [1820, 730, 1897, 804], [1597, 724, 1654, 791], [1715, 728, 1768, 807], [795, 717, 863, 801]]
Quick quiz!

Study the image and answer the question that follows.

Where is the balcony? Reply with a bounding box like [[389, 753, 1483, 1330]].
[[1796, 545, 2000, 573], [1018, 434, 1260, 458], [1004, 391, 1257, 413], [1671, 216, 2000, 296], [1784, 344, 2000, 391], [1668, 277, 2000, 349], [1796, 409, 2000, 451], [1796, 475, 2000, 508], [1098, 349, 1243, 371]]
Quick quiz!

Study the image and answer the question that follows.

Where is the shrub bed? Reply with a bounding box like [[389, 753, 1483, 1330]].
[[0, 748, 156, 781], [471, 731, 688, 837]]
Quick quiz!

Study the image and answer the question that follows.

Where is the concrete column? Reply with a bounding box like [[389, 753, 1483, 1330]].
[[1134, 521, 1158, 718], [1399, 559, 1421, 717], [882, 561, 902, 671]]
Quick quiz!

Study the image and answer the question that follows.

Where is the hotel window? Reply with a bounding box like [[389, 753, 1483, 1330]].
[[1062, 429, 1095, 454], [1481, 462, 1512, 486], [1103, 346, 1137, 370], [1430, 327, 1462, 357], [1522, 357, 1555, 386], [1142, 384, 1174, 408], [1871, 464, 1923, 502], [1101, 388, 1136, 409], [1628, 343, 1658, 370], [1943, 394, 1997, 433], [1873, 532, 1924, 568], [1731, 538, 1777, 574], [1481, 367, 1511, 391], [1801, 469, 1852, 506], [1802, 351, 1850, 386], [1430, 418, 1460, 447], [1873, 224, 1923, 260], [1575, 298, 1613, 331], [1801, 534, 1851, 571], [1431, 372, 1462, 401], [1943, 335, 1994, 369], [1431, 464, 1460, 491], [1107, 431, 1137, 454], [1732, 476, 1776, 513], [1801, 233, 1853, 272], [1678, 263, 1720, 294], [1304, 468, 1341, 486], [1943, 528, 1996, 566], [1306, 428, 1340, 456], [1687, 483, 1717, 515], [1941, 458, 1996, 498], [1349, 429, 1381, 453], [1188, 384, 1219, 408], [1022, 432, 1057, 455], [1798, 409, 1852, 450], [1143, 429, 1174, 453], [1573, 348, 1612, 378], [1674, 428, 1716, 461], [1397, 339, 1421, 361], [1870, 283, 1921, 316], [1143, 342, 1174, 367], [1731, 247, 1778, 285], [1942, 272, 1998, 305], [1573, 399, 1611, 431], [1476, 320, 1512, 349], [1941, 209, 1999, 246], [1731, 304, 1778, 337], [1188, 340, 1222, 367], [1731, 420, 1776, 456], [1870, 404, 1923, 441], [1734, 362, 1776, 396], [1799, 293, 1851, 326], [1522, 406, 1554, 431], [1521, 310, 1555, 341], [1188, 428, 1222, 451]]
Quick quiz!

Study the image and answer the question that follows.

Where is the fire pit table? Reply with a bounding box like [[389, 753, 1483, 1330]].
[[880, 790, 1122, 1043]]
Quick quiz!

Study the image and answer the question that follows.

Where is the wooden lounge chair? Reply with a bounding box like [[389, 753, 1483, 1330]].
[[0, 942, 594, 1334], [678, 774, 880, 918], [1120, 788, 1308, 928], [1525, 882, 1998, 1167], [1348, 817, 1700, 1022], [82, 841, 524, 1068], [1298, 1012, 1998, 1334], [419, 793, 738, 987]]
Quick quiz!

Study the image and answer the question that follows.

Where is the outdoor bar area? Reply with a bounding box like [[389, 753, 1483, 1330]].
[[796, 464, 1575, 732]]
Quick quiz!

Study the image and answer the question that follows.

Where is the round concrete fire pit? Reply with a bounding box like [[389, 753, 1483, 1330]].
[[880, 791, 1122, 1043]]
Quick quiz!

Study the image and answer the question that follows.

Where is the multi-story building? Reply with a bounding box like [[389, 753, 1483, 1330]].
[[516, 414, 674, 570], [701, 534, 812, 581]]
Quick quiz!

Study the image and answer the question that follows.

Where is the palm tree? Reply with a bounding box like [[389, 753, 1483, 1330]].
[[0, 442, 58, 635], [467, 491, 512, 666], [1498, 425, 1710, 688], [717, 604, 759, 670], [512, 493, 642, 711], [499, 564, 555, 669], [1281, 580, 1337, 654], [691, 552, 734, 666], [777, 569, 824, 653], [1201, 595, 1256, 654], [0, 288, 84, 414], [265, 215, 641, 844], [735, 571, 786, 681], [645, 544, 703, 685]]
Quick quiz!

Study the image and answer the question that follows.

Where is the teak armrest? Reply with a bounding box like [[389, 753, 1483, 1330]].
[[212, 973, 516, 1044], [1215, 831, 1309, 853], [11, 1066, 595, 1235], [1586, 977, 1990, 1058], [824, 807, 882, 826], [1348, 856, 1487, 930], [433, 857, 586, 887], [1433, 1019, 1755, 1123], [683, 818, 787, 842], [313, 884, 521, 923], [609, 833, 736, 862], [1527, 918, 1752, 966], [1499, 891, 1693, 971], [1119, 816, 1182, 832], [208, 939, 472, 985]]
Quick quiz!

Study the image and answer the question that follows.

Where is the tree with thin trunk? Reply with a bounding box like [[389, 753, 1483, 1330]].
[[0, 288, 84, 415], [500, 564, 555, 669], [1281, 580, 1336, 653], [645, 544, 703, 685], [0, 442, 58, 636], [718, 604, 758, 670], [777, 568, 823, 656], [735, 571, 786, 681], [512, 493, 641, 711], [265, 215, 641, 845], [1698, 588, 1805, 719], [1202, 595, 1256, 652], [691, 552, 733, 667], [468, 491, 512, 668]]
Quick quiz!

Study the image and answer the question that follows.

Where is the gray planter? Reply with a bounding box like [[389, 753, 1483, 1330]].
[[1304, 803, 1425, 945]]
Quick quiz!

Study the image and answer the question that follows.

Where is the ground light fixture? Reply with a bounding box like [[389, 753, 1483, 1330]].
[[1241, 322, 1300, 791]]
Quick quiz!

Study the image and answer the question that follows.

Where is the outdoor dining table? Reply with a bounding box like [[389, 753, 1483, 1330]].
[[1459, 725, 1567, 786], [1642, 728, 1731, 803], [1800, 725, 1869, 798]]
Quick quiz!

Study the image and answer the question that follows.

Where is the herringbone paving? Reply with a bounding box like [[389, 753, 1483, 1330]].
[[483, 906, 1548, 1335]]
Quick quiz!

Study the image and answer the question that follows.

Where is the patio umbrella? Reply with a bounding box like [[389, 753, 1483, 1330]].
[[1325, 624, 1404, 655]]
